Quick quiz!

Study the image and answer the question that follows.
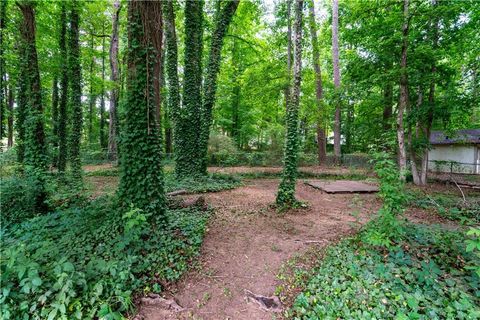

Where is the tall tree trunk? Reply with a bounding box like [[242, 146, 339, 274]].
[[159, 29, 171, 155], [0, 0, 5, 145], [163, 0, 179, 157], [51, 74, 59, 165], [16, 51, 27, 163], [284, 0, 292, 111], [108, 0, 121, 161], [419, 0, 439, 185], [118, 0, 165, 214], [100, 24, 107, 150], [397, 0, 409, 181], [198, 0, 240, 174], [58, 3, 68, 172], [230, 38, 241, 145], [345, 103, 354, 153], [174, 0, 204, 178], [87, 34, 96, 145], [409, 87, 423, 185], [18, 1, 47, 211], [382, 82, 393, 131], [7, 85, 13, 148], [308, 0, 326, 165], [332, 0, 341, 164], [276, 0, 304, 207], [152, 4, 163, 128], [68, 0, 83, 182]]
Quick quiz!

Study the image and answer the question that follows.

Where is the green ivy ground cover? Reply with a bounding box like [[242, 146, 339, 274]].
[[289, 224, 480, 320], [0, 197, 209, 319]]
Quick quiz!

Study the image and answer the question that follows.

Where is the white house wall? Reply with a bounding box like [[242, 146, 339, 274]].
[[428, 145, 478, 174]]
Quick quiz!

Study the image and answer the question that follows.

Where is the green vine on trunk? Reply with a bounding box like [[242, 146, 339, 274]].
[[276, 0, 304, 208], [118, 0, 165, 216], [68, 0, 83, 183]]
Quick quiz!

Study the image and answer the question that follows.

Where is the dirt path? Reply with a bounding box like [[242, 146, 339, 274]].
[[137, 179, 380, 320]]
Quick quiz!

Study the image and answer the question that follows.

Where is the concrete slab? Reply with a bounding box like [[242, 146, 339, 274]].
[[305, 180, 379, 194]]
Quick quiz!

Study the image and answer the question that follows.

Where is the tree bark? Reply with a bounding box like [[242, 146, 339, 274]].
[[100, 23, 107, 150], [118, 0, 165, 214], [7, 84, 13, 148], [382, 82, 393, 131], [276, 0, 304, 207], [0, 0, 5, 144], [230, 38, 241, 145], [57, 2, 68, 172], [163, 0, 179, 157], [108, 0, 120, 161], [397, 0, 409, 181], [18, 1, 47, 211], [308, 0, 326, 165], [68, 0, 83, 182], [198, 0, 240, 174], [87, 34, 96, 145], [51, 74, 58, 165], [420, 0, 439, 185], [332, 0, 341, 164], [409, 88, 422, 185], [284, 0, 292, 111], [175, 0, 204, 177]]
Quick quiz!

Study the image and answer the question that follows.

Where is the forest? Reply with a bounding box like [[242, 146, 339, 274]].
[[0, 0, 479, 319]]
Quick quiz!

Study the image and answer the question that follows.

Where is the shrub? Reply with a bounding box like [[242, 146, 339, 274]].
[[207, 134, 241, 166], [0, 175, 43, 224], [0, 197, 208, 319], [362, 151, 406, 247]]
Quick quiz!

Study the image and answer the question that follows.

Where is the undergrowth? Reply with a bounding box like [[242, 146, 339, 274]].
[[164, 173, 241, 193], [288, 225, 480, 319], [0, 196, 209, 319], [409, 190, 480, 224]]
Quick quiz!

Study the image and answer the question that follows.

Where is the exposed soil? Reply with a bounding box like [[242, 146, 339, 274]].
[[136, 179, 380, 320], [81, 165, 467, 319]]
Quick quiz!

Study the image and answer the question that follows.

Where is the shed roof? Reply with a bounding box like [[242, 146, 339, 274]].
[[429, 129, 480, 145]]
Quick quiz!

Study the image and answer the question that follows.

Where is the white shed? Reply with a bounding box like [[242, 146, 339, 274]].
[[428, 129, 480, 174]]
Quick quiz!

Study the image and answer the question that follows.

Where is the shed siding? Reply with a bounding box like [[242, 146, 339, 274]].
[[428, 145, 478, 174]]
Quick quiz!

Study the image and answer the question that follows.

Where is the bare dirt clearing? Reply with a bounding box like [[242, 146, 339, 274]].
[[137, 179, 380, 320]]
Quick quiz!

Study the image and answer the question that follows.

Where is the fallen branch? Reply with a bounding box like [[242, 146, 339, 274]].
[[168, 196, 208, 211], [450, 175, 466, 203], [166, 189, 188, 196]]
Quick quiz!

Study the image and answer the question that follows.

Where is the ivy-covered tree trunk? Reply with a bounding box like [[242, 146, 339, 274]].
[[198, 0, 240, 174], [118, 0, 165, 214], [100, 25, 107, 150], [332, 0, 341, 164], [57, 2, 68, 172], [108, 0, 120, 161], [7, 85, 13, 148], [397, 0, 409, 181], [174, 0, 204, 178], [16, 54, 27, 162], [87, 34, 96, 145], [68, 0, 83, 182], [51, 74, 59, 166], [163, 0, 180, 159], [0, 0, 6, 145], [308, 0, 326, 165], [276, 0, 303, 207], [17, 1, 47, 212]]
